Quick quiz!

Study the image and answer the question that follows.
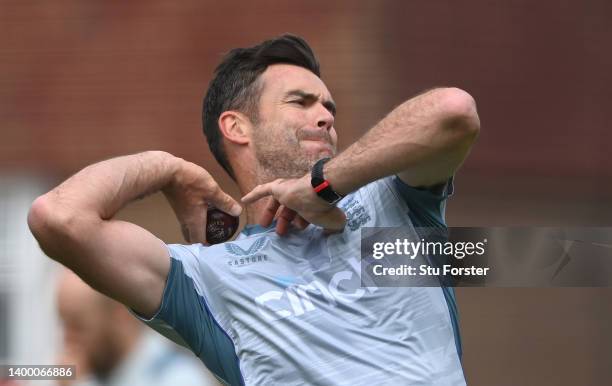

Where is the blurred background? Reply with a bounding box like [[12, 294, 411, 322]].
[[1, 0, 611, 385]]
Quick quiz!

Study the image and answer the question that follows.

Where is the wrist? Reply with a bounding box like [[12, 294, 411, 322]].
[[146, 150, 181, 173], [311, 158, 344, 205], [100, 151, 181, 217], [150, 151, 183, 192], [322, 158, 351, 197]]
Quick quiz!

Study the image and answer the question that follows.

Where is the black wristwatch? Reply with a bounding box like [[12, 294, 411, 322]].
[[311, 158, 343, 205]]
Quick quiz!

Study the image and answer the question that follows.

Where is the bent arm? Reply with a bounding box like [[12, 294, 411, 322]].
[[28, 151, 181, 317], [327, 87, 480, 193], [242, 87, 480, 234]]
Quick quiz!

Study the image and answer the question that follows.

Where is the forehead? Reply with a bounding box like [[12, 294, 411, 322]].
[[258, 64, 332, 101]]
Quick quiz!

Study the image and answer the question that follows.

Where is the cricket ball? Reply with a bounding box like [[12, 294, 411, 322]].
[[206, 208, 239, 244]]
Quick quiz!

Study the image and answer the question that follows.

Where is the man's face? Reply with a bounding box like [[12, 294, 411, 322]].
[[250, 64, 338, 180]]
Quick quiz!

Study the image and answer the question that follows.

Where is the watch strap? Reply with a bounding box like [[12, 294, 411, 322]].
[[311, 158, 343, 204]]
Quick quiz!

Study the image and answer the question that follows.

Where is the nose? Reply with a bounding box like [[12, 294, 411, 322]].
[[316, 104, 334, 131]]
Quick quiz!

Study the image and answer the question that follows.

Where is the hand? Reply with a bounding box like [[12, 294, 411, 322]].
[[241, 174, 346, 235], [162, 159, 242, 244]]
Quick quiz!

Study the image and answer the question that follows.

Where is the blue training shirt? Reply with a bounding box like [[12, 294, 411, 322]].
[[136, 176, 465, 386]]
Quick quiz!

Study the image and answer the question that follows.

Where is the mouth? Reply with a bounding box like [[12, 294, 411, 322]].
[[301, 138, 330, 144], [300, 133, 333, 145], [300, 139, 334, 155], [300, 137, 332, 146]]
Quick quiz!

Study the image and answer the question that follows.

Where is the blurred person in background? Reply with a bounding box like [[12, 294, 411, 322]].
[[54, 269, 219, 386], [28, 34, 479, 385]]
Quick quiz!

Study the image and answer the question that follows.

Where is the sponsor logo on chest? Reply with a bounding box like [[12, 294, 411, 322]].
[[255, 257, 379, 321], [224, 237, 269, 267]]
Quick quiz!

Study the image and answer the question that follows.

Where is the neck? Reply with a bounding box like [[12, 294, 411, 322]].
[[232, 152, 310, 227], [234, 160, 282, 226], [243, 200, 269, 226], [239, 173, 276, 227]]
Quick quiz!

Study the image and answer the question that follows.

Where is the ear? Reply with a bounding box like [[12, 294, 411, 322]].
[[218, 111, 251, 145]]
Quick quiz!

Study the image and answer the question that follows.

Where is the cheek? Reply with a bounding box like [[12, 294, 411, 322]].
[[276, 117, 302, 145], [279, 108, 307, 128], [256, 111, 304, 148]]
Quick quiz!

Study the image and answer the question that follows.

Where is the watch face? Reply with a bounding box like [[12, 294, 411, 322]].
[[330, 192, 343, 205], [319, 187, 342, 205]]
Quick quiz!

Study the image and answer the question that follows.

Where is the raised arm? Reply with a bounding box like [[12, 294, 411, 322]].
[[242, 87, 479, 233], [28, 151, 242, 317], [326, 87, 480, 192]]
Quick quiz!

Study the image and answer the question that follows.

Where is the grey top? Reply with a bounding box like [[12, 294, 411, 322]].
[[136, 176, 464, 386]]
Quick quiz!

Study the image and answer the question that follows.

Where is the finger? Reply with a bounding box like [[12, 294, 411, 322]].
[[241, 182, 275, 204], [293, 215, 310, 230], [207, 184, 243, 217], [276, 206, 297, 235], [259, 197, 280, 227]]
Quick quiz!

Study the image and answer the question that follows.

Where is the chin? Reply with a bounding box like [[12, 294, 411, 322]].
[[300, 141, 334, 157]]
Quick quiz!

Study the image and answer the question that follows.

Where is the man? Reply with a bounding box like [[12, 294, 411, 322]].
[[55, 269, 220, 386], [28, 34, 479, 385]]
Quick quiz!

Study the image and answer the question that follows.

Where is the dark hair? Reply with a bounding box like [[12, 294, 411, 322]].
[[202, 34, 320, 179]]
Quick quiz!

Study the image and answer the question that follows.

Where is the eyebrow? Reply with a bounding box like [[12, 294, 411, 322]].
[[284, 89, 337, 116]]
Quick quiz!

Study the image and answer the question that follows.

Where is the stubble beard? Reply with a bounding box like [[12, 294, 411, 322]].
[[252, 123, 324, 183]]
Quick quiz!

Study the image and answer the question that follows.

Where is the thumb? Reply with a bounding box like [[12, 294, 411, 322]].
[[209, 188, 243, 217]]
